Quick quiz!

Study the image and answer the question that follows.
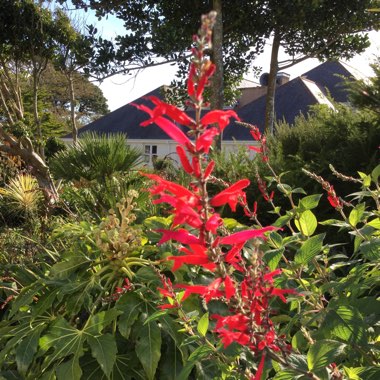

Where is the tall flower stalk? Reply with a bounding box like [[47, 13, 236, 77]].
[[136, 12, 299, 379]]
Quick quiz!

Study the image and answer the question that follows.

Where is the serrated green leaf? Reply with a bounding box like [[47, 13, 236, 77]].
[[135, 322, 161, 380], [265, 247, 284, 270], [87, 334, 117, 378], [16, 324, 45, 375], [371, 164, 380, 182], [367, 217, 380, 229], [273, 370, 302, 379], [307, 340, 346, 371], [277, 183, 292, 194], [359, 239, 380, 260], [197, 312, 209, 337], [295, 210, 317, 236], [322, 306, 366, 344], [299, 194, 322, 211], [269, 231, 283, 248], [295, 233, 325, 264], [273, 214, 292, 228], [349, 204, 365, 227]]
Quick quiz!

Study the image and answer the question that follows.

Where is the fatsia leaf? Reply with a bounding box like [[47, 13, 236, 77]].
[[87, 334, 117, 378], [135, 322, 162, 380], [85, 309, 122, 335], [39, 318, 85, 368], [55, 355, 82, 380], [177, 345, 214, 380], [307, 339, 346, 371], [50, 255, 90, 279], [16, 324, 45, 375], [295, 233, 325, 264], [116, 293, 143, 339]]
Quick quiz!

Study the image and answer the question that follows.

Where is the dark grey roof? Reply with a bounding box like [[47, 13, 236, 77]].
[[224, 77, 320, 139], [69, 61, 356, 141], [66, 87, 188, 140], [301, 61, 353, 102]]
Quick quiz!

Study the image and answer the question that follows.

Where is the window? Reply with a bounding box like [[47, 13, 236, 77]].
[[144, 145, 158, 163]]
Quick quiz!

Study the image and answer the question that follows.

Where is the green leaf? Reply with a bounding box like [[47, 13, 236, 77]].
[[348, 203, 365, 227], [10, 282, 44, 317], [16, 324, 45, 375], [367, 217, 380, 229], [87, 334, 117, 378], [144, 310, 168, 325], [116, 293, 143, 339], [299, 194, 322, 210], [177, 345, 214, 380], [295, 210, 317, 236], [371, 164, 380, 182], [135, 322, 161, 380], [295, 233, 325, 264], [39, 318, 84, 368], [269, 231, 283, 248], [307, 340, 346, 371], [85, 309, 122, 335], [197, 312, 209, 337], [277, 183, 292, 194], [321, 306, 367, 344], [359, 239, 380, 260], [265, 247, 284, 270], [273, 214, 292, 228], [50, 255, 90, 279], [273, 370, 302, 379], [55, 355, 82, 380]]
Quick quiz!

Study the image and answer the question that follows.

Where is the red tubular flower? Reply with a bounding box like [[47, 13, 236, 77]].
[[211, 179, 250, 211], [196, 127, 219, 153], [157, 229, 201, 245], [187, 63, 196, 98], [224, 275, 235, 300], [254, 352, 266, 380], [205, 213, 222, 234], [220, 226, 277, 245], [248, 145, 262, 153], [201, 109, 240, 131], [168, 244, 215, 271], [176, 146, 193, 174], [204, 160, 215, 179], [177, 277, 223, 302], [147, 96, 195, 126], [216, 328, 251, 348], [250, 127, 262, 141], [196, 62, 216, 100]]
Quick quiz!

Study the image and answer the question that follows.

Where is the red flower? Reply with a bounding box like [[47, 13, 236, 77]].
[[216, 328, 251, 348], [211, 179, 250, 211], [157, 229, 201, 245], [220, 226, 277, 245], [134, 102, 192, 146], [196, 127, 219, 153], [205, 213, 222, 234], [176, 146, 193, 174], [168, 244, 215, 271], [250, 127, 262, 141], [147, 96, 194, 126], [201, 109, 240, 131], [176, 277, 223, 302]]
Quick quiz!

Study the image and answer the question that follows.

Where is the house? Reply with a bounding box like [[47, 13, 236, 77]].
[[63, 61, 358, 165]]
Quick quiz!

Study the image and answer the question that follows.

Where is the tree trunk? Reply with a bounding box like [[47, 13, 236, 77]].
[[264, 31, 281, 134], [0, 125, 58, 206], [33, 70, 45, 161], [68, 72, 78, 144], [210, 0, 224, 150]]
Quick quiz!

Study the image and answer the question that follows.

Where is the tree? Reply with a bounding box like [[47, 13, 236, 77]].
[[66, 1, 378, 120], [261, 0, 379, 133], [0, 1, 105, 204]]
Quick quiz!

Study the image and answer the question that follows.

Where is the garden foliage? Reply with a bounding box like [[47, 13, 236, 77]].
[[0, 12, 380, 380]]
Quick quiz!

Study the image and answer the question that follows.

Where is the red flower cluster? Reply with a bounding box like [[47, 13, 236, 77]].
[[135, 12, 297, 380], [248, 125, 269, 163]]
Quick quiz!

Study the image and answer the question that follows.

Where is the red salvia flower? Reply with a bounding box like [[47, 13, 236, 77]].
[[201, 109, 240, 131], [211, 179, 250, 211]]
